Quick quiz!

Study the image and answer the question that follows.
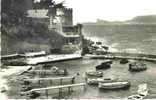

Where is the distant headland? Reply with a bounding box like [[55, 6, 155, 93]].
[[83, 15, 156, 25]]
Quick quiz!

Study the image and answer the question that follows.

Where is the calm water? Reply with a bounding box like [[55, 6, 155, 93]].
[[82, 24, 156, 54], [32, 24, 156, 99], [46, 59, 156, 99]]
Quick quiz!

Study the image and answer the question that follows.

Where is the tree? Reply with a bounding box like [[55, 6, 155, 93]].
[[1, 0, 29, 25], [33, 0, 65, 9], [33, 0, 55, 9]]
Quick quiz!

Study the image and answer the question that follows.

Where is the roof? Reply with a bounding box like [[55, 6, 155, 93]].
[[27, 9, 49, 18]]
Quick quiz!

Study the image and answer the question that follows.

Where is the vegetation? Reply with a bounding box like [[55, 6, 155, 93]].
[[33, 0, 65, 9], [1, 0, 65, 55]]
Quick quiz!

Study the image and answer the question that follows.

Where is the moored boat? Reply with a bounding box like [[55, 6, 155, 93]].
[[87, 77, 118, 85], [51, 66, 68, 75], [129, 62, 147, 72], [98, 81, 130, 90], [120, 58, 129, 64], [96, 60, 113, 70], [86, 71, 103, 77]]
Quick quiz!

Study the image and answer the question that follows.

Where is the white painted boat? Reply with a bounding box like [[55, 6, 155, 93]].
[[86, 71, 103, 77], [98, 81, 130, 90], [127, 83, 148, 100], [127, 94, 143, 100], [87, 77, 118, 85], [137, 83, 148, 98]]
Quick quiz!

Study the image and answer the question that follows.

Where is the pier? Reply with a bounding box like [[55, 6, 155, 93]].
[[22, 83, 86, 98], [1, 54, 25, 60], [23, 76, 76, 86], [28, 69, 68, 76], [86, 52, 156, 63], [26, 54, 82, 65]]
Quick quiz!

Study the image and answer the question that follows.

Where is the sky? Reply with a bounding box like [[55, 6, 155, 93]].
[[36, 0, 156, 24]]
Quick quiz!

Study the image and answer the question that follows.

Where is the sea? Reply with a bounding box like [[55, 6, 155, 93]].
[[26, 24, 156, 99], [82, 24, 156, 54], [48, 59, 156, 99], [52, 24, 156, 99]]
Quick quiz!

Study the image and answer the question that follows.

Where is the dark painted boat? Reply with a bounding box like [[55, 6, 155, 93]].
[[129, 62, 147, 72], [96, 60, 112, 70], [120, 58, 129, 64]]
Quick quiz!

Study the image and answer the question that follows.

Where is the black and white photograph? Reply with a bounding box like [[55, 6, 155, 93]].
[[1, 0, 156, 99]]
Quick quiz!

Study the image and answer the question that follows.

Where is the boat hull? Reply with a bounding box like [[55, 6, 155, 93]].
[[87, 78, 118, 85], [96, 64, 111, 70], [120, 58, 129, 64], [86, 71, 103, 77], [129, 62, 147, 72], [98, 81, 130, 90]]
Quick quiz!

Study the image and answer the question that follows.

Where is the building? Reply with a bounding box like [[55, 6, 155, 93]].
[[26, 7, 83, 54]]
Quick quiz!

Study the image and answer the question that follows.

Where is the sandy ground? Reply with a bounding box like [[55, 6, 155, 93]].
[[0, 66, 32, 99]]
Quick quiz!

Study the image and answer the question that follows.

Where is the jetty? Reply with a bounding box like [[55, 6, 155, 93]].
[[86, 52, 156, 63], [1, 54, 25, 60], [24, 51, 46, 57], [22, 83, 86, 98], [28, 69, 68, 76], [23, 76, 76, 85], [26, 54, 82, 65]]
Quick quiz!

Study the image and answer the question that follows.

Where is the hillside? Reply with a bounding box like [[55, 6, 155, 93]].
[[1, 0, 65, 55], [82, 18, 156, 54], [129, 15, 156, 23], [1, 21, 65, 55], [83, 15, 156, 25]]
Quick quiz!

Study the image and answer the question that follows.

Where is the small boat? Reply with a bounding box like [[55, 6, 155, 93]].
[[51, 66, 59, 72], [120, 58, 129, 64], [127, 94, 143, 100], [51, 66, 68, 75], [86, 71, 103, 77], [98, 81, 130, 90], [127, 83, 148, 100], [87, 77, 118, 85], [96, 60, 112, 70], [129, 62, 147, 72], [137, 83, 148, 98]]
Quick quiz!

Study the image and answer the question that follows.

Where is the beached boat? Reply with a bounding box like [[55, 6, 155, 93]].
[[127, 94, 143, 100], [127, 83, 148, 100], [120, 58, 129, 64], [96, 60, 113, 69], [98, 81, 130, 90], [87, 77, 118, 85], [137, 83, 148, 98], [129, 62, 147, 72], [86, 71, 103, 77]]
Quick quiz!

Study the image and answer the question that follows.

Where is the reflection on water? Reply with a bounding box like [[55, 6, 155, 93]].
[[43, 59, 156, 99]]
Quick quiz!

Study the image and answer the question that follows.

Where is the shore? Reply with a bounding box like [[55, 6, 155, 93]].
[[1, 52, 156, 99], [0, 66, 32, 99]]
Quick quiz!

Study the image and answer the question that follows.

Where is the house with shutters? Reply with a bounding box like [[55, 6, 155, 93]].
[[26, 6, 83, 54]]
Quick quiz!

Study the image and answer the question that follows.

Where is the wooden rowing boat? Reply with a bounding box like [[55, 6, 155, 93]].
[[98, 81, 130, 90]]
